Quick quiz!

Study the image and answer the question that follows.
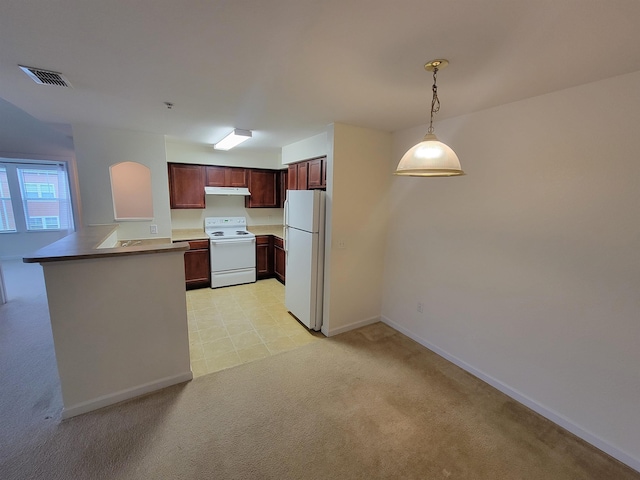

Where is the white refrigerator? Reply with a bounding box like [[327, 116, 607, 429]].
[[284, 189, 325, 331]]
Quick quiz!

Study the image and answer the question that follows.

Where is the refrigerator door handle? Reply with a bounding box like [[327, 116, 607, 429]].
[[284, 198, 289, 228], [284, 226, 288, 252], [284, 197, 289, 253]]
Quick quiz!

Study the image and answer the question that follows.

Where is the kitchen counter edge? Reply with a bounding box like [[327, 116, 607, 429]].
[[23, 225, 189, 264]]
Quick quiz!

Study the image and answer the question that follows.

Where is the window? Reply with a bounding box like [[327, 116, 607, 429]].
[[28, 216, 61, 230], [0, 160, 74, 233], [0, 167, 16, 232], [24, 182, 56, 199]]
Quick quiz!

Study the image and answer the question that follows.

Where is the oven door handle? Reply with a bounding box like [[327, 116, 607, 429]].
[[210, 238, 256, 245]]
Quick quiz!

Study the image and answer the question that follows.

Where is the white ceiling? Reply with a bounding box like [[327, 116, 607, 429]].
[[2, 0, 640, 151]]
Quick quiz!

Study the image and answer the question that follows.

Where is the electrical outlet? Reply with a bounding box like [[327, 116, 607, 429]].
[[150, 225, 158, 235], [337, 239, 346, 249], [417, 302, 424, 313]]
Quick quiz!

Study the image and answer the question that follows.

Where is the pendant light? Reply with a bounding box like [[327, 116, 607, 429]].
[[395, 59, 464, 177]]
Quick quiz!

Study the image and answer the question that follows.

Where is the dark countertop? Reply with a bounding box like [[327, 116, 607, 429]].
[[23, 225, 189, 264]]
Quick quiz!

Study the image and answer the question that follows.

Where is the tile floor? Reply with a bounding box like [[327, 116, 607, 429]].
[[186, 278, 323, 377]]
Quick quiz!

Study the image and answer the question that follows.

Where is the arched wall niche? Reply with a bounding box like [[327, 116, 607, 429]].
[[109, 161, 153, 220]]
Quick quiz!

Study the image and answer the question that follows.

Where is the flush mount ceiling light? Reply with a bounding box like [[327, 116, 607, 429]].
[[395, 59, 464, 177], [213, 129, 252, 150]]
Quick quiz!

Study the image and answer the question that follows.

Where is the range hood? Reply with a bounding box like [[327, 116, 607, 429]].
[[205, 186, 251, 196]]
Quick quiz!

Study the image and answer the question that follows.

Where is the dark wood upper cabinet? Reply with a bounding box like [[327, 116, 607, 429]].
[[169, 162, 309, 209], [279, 169, 288, 208], [286, 157, 326, 192], [205, 166, 225, 186], [289, 162, 307, 190], [307, 157, 323, 189], [297, 162, 308, 190], [322, 157, 327, 188], [205, 166, 247, 187], [288, 164, 298, 191], [168, 163, 205, 209], [245, 169, 278, 208]]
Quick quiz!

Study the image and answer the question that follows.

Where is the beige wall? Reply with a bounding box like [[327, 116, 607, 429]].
[[72, 125, 172, 240], [322, 123, 391, 336], [382, 71, 640, 470], [281, 132, 327, 164], [170, 197, 283, 230], [166, 140, 282, 170]]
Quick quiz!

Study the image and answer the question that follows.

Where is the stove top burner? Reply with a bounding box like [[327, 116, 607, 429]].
[[204, 217, 255, 240]]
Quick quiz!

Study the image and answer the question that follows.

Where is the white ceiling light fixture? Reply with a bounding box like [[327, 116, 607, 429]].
[[213, 129, 252, 150], [395, 59, 464, 177]]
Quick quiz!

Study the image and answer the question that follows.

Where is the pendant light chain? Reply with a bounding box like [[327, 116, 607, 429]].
[[428, 67, 441, 135], [394, 58, 464, 177]]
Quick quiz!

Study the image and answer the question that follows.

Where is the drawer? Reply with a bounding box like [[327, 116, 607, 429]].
[[273, 236, 284, 249], [188, 239, 210, 250], [255, 235, 271, 245]]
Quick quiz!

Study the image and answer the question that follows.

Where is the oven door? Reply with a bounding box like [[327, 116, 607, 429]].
[[210, 237, 256, 272]]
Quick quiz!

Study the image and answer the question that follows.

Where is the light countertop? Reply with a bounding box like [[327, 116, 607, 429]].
[[172, 225, 284, 241], [248, 225, 284, 239], [171, 229, 209, 242]]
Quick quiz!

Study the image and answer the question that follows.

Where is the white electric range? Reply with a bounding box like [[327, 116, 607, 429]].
[[204, 217, 256, 288]]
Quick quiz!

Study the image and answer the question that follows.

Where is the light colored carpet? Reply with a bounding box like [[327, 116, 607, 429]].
[[1, 260, 639, 479]]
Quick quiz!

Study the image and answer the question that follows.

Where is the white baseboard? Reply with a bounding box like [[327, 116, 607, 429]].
[[323, 315, 380, 337], [381, 315, 640, 474], [62, 371, 194, 419]]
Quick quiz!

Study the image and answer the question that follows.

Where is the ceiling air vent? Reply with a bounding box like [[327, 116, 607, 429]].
[[19, 65, 72, 87]]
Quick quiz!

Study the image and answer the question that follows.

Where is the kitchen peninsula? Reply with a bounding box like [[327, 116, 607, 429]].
[[23, 225, 192, 418]]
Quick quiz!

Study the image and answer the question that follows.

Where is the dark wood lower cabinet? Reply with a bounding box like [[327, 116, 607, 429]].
[[255, 234, 285, 283], [256, 235, 272, 279], [273, 236, 286, 284], [179, 240, 210, 289]]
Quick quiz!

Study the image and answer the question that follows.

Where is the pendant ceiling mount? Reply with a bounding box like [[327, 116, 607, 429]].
[[424, 59, 449, 71], [394, 58, 464, 177]]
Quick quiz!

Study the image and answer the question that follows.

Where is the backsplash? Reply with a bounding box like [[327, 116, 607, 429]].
[[170, 195, 283, 230]]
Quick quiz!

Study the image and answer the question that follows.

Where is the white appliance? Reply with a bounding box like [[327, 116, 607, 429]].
[[204, 186, 250, 196], [284, 190, 325, 331], [204, 216, 256, 288]]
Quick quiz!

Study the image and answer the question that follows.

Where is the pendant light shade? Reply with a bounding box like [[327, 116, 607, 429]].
[[395, 59, 464, 177], [395, 133, 463, 176]]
